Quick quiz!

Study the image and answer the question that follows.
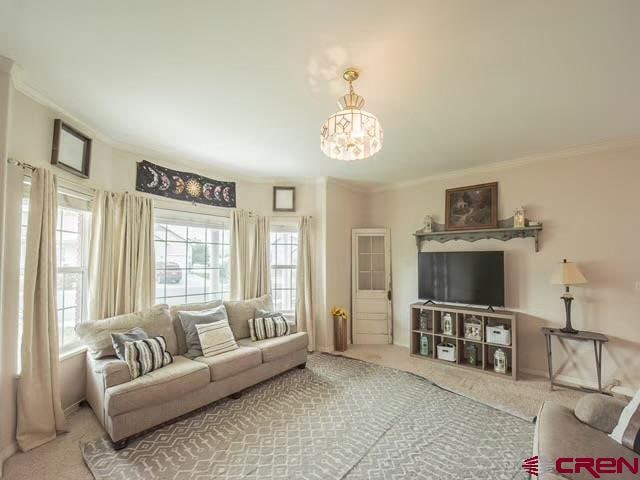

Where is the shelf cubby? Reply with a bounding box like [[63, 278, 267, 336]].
[[409, 303, 518, 380]]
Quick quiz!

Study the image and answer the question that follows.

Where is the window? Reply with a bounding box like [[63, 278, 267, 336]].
[[154, 221, 230, 305], [270, 226, 298, 313], [19, 198, 91, 353]]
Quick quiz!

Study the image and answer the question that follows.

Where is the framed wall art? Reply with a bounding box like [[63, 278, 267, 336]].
[[273, 186, 295, 212], [445, 182, 498, 231], [51, 119, 92, 178]]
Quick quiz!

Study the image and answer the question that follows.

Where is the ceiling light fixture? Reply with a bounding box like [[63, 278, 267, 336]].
[[320, 68, 383, 161]]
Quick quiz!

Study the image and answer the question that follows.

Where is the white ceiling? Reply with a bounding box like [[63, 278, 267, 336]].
[[1, 0, 640, 185]]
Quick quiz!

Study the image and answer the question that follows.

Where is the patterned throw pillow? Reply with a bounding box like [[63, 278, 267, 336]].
[[248, 310, 291, 341], [124, 336, 173, 380], [195, 320, 238, 357], [610, 389, 640, 453], [111, 327, 148, 361]]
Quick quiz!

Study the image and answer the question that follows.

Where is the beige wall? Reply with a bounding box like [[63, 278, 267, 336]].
[[322, 180, 370, 350], [369, 143, 640, 389]]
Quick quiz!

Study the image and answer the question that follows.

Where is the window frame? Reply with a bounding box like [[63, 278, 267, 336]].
[[55, 206, 91, 351], [153, 211, 231, 306], [270, 223, 298, 316], [18, 184, 92, 360]]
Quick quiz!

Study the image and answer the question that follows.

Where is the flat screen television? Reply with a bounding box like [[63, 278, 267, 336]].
[[418, 251, 504, 307]]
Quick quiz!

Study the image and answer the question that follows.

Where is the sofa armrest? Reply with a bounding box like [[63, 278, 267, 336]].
[[574, 393, 627, 434], [92, 357, 132, 388]]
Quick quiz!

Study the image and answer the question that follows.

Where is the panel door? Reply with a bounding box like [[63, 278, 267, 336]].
[[352, 228, 392, 344]]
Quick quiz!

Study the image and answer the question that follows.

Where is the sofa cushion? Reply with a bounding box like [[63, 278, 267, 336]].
[[169, 300, 223, 355], [178, 305, 229, 359], [536, 401, 640, 480], [105, 356, 210, 416], [194, 346, 262, 381], [224, 294, 273, 340], [238, 332, 308, 363], [76, 304, 177, 358], [575, 393, 628, 434]]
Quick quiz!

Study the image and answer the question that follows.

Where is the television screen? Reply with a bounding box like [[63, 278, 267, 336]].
[[418, 251, 504, 307]]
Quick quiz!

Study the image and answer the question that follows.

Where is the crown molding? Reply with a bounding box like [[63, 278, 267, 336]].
[[369, 138, 640, 193]]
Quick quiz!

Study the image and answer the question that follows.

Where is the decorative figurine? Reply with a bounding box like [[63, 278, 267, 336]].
[[442, 313, 454, 335], [494, 349, 507, 374], [464, 343, 478, 366], [514, 207, 526, 228], [419, 310, 432, 331], [464, 315, 482, 341], [420, 334, 430, 356], [421, 215, 433, 233]]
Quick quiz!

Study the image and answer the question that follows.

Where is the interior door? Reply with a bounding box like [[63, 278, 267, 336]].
[[352, 228, 392, 344]]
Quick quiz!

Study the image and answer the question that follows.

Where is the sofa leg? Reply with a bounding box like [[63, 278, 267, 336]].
[[230, 391, 242, 400], [112, 438, 129, 451], [297, 362, 306, 369]]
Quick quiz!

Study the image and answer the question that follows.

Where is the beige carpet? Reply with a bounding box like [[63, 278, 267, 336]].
[[336, 344, 585, 421], [2, 344, 584, 480]]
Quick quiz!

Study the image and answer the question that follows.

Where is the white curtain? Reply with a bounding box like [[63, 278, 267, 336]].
[[296, 216, 314, 351], [229, 209, 253, 300], [251, 215, 271, 298], [16, 168, 66, 451], [89, 191, 155, 319]]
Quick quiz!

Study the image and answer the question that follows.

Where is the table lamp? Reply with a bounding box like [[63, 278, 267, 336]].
[[551, 259, 587, 334]]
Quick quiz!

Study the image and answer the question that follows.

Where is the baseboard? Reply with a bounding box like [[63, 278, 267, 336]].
[[64, 398, 86, 416], [519, 367, 602, 391], [0, 441, 18, 479]]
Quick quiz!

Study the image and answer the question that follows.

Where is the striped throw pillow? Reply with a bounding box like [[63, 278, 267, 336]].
[[248, 311, 291, 341], [610, 389, 640, 453], [124, 336, 173, 380], [195, 320, 239, 357]]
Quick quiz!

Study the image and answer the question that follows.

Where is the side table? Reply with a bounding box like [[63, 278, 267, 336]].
[[541, 327, 609, 394]]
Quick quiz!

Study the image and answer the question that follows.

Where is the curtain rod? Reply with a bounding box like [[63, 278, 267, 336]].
[[9, 157, 98, 196], [8, 158, 313, 219]]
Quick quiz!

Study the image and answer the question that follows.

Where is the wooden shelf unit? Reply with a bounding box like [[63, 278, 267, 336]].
[[409, 303, 517, 380]]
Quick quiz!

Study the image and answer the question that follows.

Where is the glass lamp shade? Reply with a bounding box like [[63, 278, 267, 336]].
[[320, 108, 383, 161]]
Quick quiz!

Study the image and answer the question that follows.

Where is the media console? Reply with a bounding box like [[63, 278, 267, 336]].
[[409, 302, 518, 380]]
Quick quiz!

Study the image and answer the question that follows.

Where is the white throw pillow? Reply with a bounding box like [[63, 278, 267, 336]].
[[195, 320, 238, 358], [609, 388, 640, 453]]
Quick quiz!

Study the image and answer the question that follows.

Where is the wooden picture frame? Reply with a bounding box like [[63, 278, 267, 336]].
[[273, 186, 295, 212], [445, 182, 498, 231], [51, 119, 92, 178]]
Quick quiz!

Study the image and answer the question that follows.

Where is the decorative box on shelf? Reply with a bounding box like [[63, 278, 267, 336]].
[[437, 342, 456, 362], [486, 325, 511, 346], [463, 316, 482, 341]]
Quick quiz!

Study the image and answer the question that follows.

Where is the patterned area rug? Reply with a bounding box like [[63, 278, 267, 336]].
[[82, 353, 533, 479]]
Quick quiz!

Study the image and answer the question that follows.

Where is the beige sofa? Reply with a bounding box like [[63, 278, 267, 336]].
[[84, 295, 308, 449], [534, 396, 639, 480]]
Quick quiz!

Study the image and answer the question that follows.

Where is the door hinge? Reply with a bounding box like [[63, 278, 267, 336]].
[[387, 290, 392, 301]]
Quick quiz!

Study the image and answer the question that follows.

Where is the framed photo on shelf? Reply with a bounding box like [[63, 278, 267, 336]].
[[273, 186, 295, 212], [445, 182, 497, 231], [51, 119, 92, 178]]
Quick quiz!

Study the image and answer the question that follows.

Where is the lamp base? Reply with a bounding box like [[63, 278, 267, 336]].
[[560, 293, 579, 335]]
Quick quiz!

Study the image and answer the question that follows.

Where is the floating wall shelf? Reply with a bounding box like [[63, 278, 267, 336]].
[[414, 217, 543, 252]]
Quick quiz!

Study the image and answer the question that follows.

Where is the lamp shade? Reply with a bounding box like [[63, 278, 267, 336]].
[[551, 260, 587, 286]]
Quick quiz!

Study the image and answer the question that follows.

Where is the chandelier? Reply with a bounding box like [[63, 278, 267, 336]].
[[320, 68, 383, 161]]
